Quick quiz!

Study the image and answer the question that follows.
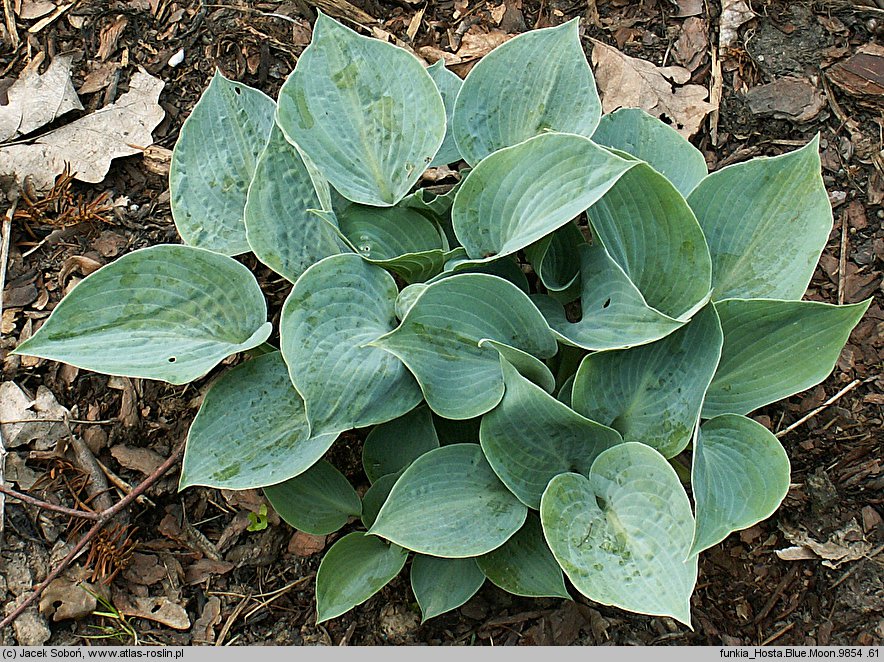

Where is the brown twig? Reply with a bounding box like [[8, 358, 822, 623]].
[[0, 443, 184, 631], [0, 484, 99, 520], [0, 200, 17, 546], [775, 379, 863, 438]]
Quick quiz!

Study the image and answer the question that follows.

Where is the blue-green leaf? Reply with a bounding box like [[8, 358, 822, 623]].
[[14, 245, 271, 384], [316, 533, 408, 623], [476, 514, 570, 599], [702, 298, 871, 417], [426, 60, 463, 167], [480, 359, 622, 509], [171, 71, 275, 255], [687, 138, 832, 300], [410, 556, 484, 622], [276, 13, 445, 206], [690, 415, 790, 555], [534, 243, 686, 351], [264, 460, 361, 535], [571, 303, 722, 458], [451, 19, 601, 165], [451, 133, 635, 261], [591, 108, 707, 197], [541, 443, 697, 626], [371, 274, 557, 419], [244, 125, 346, 281], [362, 405, 440, 484], [180, 352, 337, 489], [370, 444, 528, 557], [280, 254, 422, 434]]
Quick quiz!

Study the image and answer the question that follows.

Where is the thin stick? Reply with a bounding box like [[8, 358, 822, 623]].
[[838, 210, 848, 305], [775, 379, 862, 438], [0, 443, 184, 631], [0, 484, 100, 520], [0, 201, 16, 546], [760, 621, 794, 646]]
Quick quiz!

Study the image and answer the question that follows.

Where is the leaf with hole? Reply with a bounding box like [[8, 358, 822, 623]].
[[15, 245, 271, 384], [170, 71, 275, 255]]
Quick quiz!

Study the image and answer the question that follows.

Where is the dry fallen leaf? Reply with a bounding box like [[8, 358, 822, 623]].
[[38, 571, 99, 622], [0, 53, 82, 142], [116, 595, 190, 630], [192, 596, 222, 645], [590, 39, 715, 137], [111, 444, 165, 476], [78, 61, 120, 95], [0, 382, 68, 449], [744, 76, 826, 123], [777, 519, 873, 568], [674, 0, 703, 17], [288, 531, 327, 557], [673, 17, 708, 72], [719, 0, 754, 49], [419, 27, 512, 67], [0, 68, 165, 190]]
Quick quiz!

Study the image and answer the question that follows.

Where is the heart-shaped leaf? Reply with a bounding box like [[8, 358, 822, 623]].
[[180, 352, 337, 489], [276, 13, 445, 206], [451, 133, 635, 260], [451, 19, 601, 165], [280, 253, 422, 434], [316, 533, 408, 623], [571, 303, 722, 458], [170, 71, 275, 255], [541, 443, 697, 626], [702, 298, 871, 417], [362, 405, 440, 484], [264, 460, 362, 535], [534, 243, 686, 351], [244, 124, 346, 281], [427, 60, 463, 167], [690, 414, 790, 555], [15, 245, 271, 384], [476, 514, 570, 599], [410, 555, 485, 622], [687, 137, 832, 300], [591, 108, 707, 197], [371, 274, 557, 419], [588, 162, 712, 319], [369, 444, 528, 557], [480, 358, 622, 509]]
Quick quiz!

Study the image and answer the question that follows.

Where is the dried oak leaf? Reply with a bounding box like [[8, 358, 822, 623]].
[[590, 39, 715, 138], [0, 68, 165, 190], [0, 53, 82, 143], [116, 594, 190, 630]]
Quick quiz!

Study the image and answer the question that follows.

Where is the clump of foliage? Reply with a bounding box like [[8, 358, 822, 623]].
[[16, 14, 869, 626]]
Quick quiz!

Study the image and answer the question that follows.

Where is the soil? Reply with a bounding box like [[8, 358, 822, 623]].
[[1, 0, 882, 648]]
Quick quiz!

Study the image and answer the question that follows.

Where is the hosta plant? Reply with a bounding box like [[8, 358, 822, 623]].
[[15, 14, 870, 627]]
